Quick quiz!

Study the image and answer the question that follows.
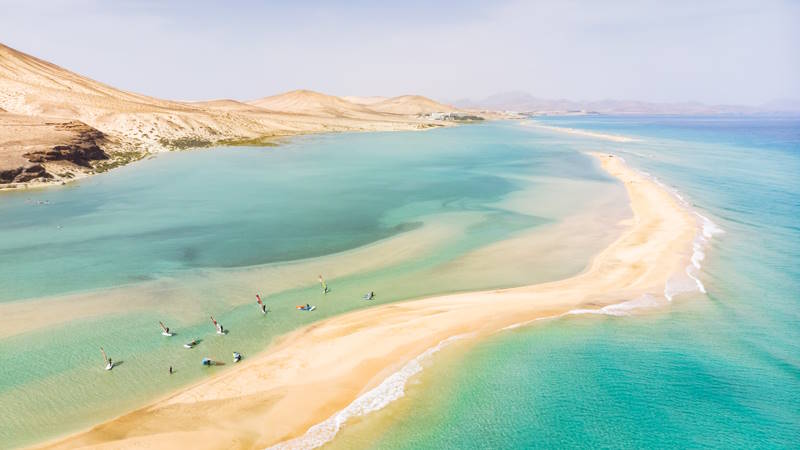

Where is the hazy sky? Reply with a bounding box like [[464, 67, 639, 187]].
[[2, 0, 798, 105]]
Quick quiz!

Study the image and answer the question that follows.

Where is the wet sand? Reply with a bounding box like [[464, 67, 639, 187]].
[[40, 153, 697, 449]]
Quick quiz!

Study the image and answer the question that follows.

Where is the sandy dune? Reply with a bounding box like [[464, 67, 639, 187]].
[[249, 91, 457, 118], [41, 153, 697, 450], [368, 95, 458, 115], [0, 43, 463, 187], [249, 90, 376, 118], [341, 95, 389, 105]]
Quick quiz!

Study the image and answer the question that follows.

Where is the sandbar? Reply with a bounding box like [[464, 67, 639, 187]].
[[41, 153, 696, 449]]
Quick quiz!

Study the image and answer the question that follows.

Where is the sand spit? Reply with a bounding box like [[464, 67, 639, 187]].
[[525, 121, 641, 143], [41, 153, 697, 450]]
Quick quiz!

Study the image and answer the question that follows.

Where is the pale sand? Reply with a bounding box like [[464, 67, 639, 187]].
[[40, 153, 697, 449], [526, 121, 641, 143]]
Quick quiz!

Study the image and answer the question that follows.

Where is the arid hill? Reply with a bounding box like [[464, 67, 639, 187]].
[[0, 43, 467, 188], [0, 113, 108, 184], [369, 95, 457, 115], [248, 89, 380, 118], [249, 90, 458, 118], [341, 96, 389, 105]]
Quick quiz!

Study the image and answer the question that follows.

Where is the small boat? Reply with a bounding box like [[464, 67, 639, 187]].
[[362, 291, 375, 300], [296, 304, 316, 312], [256, 294, 268, 315], [101, 347, 113, 371], [202, 358, 224, 367], [233, 352, 242, 363], [184, 339, 199, 349], [159, 321, 173, 337]]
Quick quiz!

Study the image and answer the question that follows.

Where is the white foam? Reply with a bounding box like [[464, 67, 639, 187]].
[[664, 266, 704, 301], [686, 266, 707, 294], [697, 212, 725, 238], [500, 315, 558, 331], [626, 163, 723, 301], [691, 243, 705, 269], [500, 162, 725, 318], [682, 212, 724, 295], [567, 293, 662, 317], [266, 334, 468, 450], [500, 295, 665, 332]]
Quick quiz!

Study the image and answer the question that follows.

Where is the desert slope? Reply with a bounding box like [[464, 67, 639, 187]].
[[249, 90, 463, 118], [0, 113, 108, 184], [248, 89, 381, 118], [0, 43, 465, 188]]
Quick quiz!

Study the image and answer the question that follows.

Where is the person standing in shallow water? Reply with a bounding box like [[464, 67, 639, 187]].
[[169, 366, 173, 375]]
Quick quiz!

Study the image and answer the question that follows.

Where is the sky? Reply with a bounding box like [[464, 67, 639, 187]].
[[1, 0, 798, 105]]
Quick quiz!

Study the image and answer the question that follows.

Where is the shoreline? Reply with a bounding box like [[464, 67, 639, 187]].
[[39, 152, 699, 450], [525, 121, 641, 142], [0, 124, 450, 193]]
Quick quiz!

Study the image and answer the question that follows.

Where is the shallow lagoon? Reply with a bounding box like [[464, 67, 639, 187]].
[[327, 116, 800, 449], [0, 122, 630, 448]]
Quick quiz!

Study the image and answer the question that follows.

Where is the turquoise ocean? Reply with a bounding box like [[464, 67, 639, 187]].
[[326, 116, 800, 449], [1, 117, 798, 448]]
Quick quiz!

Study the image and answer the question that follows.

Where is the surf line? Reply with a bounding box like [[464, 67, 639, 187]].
[[267, 333, 472, 450]]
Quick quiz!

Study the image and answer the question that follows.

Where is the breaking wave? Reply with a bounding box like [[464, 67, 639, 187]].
[[639, 167, 724, 301], [567, 293, 663, 316], [266, 334, 468, 450]]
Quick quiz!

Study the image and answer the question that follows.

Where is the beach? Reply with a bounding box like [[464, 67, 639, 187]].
[[40, 152, 698, 449]]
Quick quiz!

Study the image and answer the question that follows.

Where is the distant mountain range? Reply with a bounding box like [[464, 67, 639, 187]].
[[455, 91, 800, 115]]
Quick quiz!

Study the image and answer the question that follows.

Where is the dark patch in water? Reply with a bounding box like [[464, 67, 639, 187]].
[[182, 246, 199, 262]]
